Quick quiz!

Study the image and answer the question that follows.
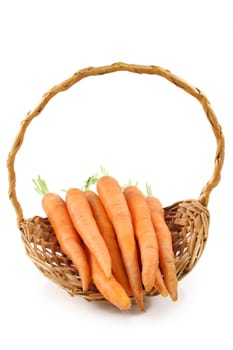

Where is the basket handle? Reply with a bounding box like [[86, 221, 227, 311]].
[[7, 62, 225, 227]]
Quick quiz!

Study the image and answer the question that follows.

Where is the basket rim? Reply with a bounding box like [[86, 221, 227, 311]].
[[7, 62, 225, 227]]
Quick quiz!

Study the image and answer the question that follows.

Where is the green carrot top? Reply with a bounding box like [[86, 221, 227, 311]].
[[33, 175, 50, 196]]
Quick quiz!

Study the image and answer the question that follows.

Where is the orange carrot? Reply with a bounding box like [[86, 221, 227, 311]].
[[124, 186, 159, 293], [154, 271, 169, 297], [85, 190, 131, 295], [33, 176, 91, 292], [66, 188, 112, 278], [89, 253, 131, 310], [97, 176, 144, 311], [146, 192, 178, 301]]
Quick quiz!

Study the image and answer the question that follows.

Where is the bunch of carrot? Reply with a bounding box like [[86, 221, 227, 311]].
[[34, 175, 178, 311]]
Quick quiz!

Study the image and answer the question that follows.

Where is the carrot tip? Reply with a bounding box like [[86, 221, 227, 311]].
[[82, 285, 89, 293], [121, 300, 132, 310], [160, 290, 169, 298], [137, 298, 145, 312], [139, 305, 145, 312], [144, 285, 154, 294], [170, 293, 178, 302]]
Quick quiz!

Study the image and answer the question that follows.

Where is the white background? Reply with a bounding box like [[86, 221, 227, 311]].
[[1, 1, 232, 349]]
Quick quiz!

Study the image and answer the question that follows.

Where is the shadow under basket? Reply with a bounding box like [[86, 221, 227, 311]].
[[7, 62, 225, 302]]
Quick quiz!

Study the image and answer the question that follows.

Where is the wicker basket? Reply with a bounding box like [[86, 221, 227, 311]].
[[7, 62, 225, 301]]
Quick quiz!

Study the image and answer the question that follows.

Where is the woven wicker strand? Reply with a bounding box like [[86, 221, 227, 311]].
[[7, 62, 225, 301]]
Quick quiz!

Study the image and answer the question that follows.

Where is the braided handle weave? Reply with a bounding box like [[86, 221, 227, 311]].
[[7, 62, 225, 227]]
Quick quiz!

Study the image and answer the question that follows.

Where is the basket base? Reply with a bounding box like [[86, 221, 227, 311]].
[[20, 199, 209, 301]]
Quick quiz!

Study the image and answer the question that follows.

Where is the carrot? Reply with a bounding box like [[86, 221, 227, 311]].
[[154, 271, 169, 297], [146, 185, 178, 301], [124, 186, 159, 293], [97, 176, 144, 311], [66, 188, 112, 278], [33, 177, 91, 292], [89, 253, 131, 310], [85, 190, 131, 295]]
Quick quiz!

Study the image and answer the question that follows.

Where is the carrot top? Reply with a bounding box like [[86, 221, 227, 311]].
[[33, 175, 50, 195], [82, 173, 99, 191], [146, 183, 153, 197]]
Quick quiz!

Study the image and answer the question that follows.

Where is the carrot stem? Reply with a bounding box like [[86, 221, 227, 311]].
[[33, 175, 50, 195], [146, 183, 153, 197], [82, 173, 99, 191]]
